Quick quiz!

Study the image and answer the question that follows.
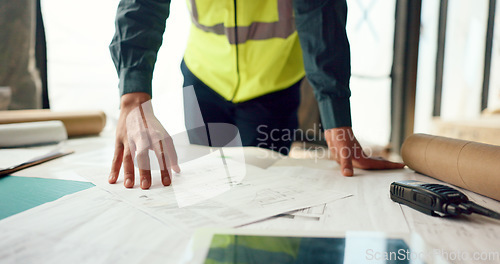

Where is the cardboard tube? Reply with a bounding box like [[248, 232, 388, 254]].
[[0, 109, 106, 137], [402, 134, 500, 201]]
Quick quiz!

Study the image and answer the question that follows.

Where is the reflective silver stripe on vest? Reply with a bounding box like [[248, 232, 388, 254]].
[[189, 0, 296, 44]]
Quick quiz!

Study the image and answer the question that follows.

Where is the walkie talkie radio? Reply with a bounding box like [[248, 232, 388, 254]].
[[390, 180, 500, 219]]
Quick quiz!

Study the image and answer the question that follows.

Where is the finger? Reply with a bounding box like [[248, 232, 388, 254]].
[[389, 161, 406, 169], [164, 136, 180, 173], [153, 140, 172, 186], [123, 145, 135, 188], [338, 145, 354, 177], [128, 137, 137, 161], [355, 157, 405, 170], [136, 149, 152, 189], [109, 142, 124, 184]]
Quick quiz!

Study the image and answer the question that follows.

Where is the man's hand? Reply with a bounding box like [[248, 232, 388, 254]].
[[108, 92, 180, 189], [325, 127, 404, 176]]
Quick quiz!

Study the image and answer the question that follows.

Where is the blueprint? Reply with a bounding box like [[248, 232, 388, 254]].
[[78, 148, 351, 232]]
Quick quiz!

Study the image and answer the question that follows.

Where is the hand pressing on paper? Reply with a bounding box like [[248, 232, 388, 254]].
[[325, 127, 404, 176], [108, 92, 180, 189]]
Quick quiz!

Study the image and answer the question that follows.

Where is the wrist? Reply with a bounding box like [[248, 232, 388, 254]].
[[325, 127, 355, 143], [325, 126, 352, 133], [120, 92, 151, 110]]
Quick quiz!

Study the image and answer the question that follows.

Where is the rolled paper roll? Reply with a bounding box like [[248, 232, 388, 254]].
[[0, 109, 106, 137], [0, 121, 67, 147], [401, 133, 500, 201]]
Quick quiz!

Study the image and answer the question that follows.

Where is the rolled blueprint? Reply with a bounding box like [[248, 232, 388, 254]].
[[0, 120, 67, 147], [0, 109, 106, 137], [401, 133, 500, 201]]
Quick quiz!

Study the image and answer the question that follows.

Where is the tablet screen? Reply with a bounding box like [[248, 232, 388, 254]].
[[204, 234, 414, 264]]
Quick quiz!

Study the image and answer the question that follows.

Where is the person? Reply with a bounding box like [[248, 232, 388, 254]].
[[108, 0, 404, 190]]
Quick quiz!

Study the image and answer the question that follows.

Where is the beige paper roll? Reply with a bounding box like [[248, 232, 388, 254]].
[[0, 109, 106, 137], [401, 133, 500, 201]]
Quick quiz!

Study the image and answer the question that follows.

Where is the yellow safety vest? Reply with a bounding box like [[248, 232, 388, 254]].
[[184, 0, 305, 103]]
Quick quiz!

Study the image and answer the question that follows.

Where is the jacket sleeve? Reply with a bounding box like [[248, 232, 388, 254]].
[[109, 0, 171, 97], [293, 0, 352, 129]]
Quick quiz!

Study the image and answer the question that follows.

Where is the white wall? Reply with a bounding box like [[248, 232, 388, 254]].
[[42, 0, 189, 134], [43, 0, 397, 144], [414, 0, 439, 133], [347, 0, 395, 146], [488, 1, 500, 110], [440, 0, 489, 120]]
